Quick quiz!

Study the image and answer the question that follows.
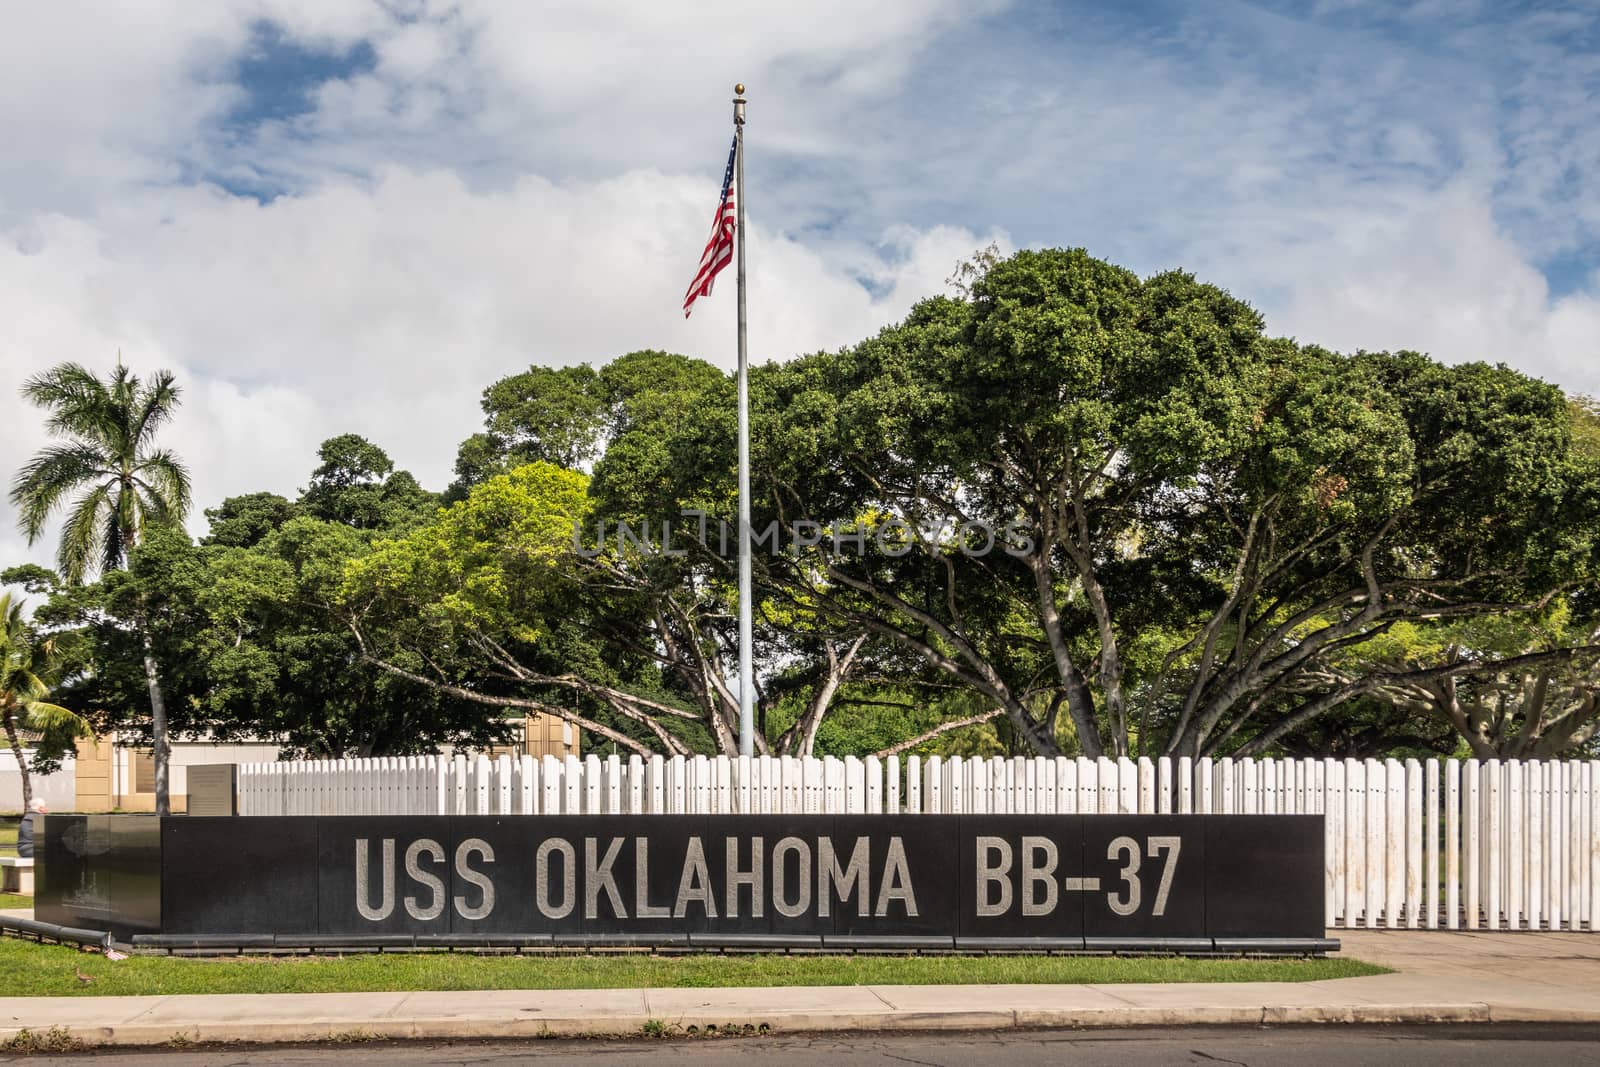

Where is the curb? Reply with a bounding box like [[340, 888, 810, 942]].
[[7, 1002, 1570, 1048]]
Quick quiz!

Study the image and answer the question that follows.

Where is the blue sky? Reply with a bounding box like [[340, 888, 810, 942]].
[[226, 23, 377, 135], [193, 1, 1600, 293], [1, 0, 1597, 571]]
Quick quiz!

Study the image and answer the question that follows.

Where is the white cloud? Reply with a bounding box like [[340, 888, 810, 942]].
[[0, 0, 1007, 579], [3, 0, 1600, 594], [1252, 184, 1600, 395], [185, 1, 1008, 199], [0, 165, 1001, 574]]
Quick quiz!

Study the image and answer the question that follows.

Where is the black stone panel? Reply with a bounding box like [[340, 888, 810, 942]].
[[34, 813, 1331, 947], [33, 814, 90, 929], [317, 816, 455, 936], [701, 817, 775, 935], [162, 817, 318, 935], [106, 815, 163, 935], [1081, 816, 1205, 939], [626, 815, 714, 935], [450, 816, 712, 938], [442, 816, 539, 936], [956, 815, 1085, 939], [695, 816, 790, 936], [1202, 815, 1324, 938], [755, 815, 835, 938], [35, 814, 161, 938], [824, 814, 959, 938]]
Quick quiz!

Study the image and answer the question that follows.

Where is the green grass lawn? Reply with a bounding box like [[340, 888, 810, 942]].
[[0, 937, 1382, 997], [0, 893, 31, 909]]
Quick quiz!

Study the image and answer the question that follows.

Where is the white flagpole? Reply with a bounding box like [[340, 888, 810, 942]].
[[734, 83, 754, 757]]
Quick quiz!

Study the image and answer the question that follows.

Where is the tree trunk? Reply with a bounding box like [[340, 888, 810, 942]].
[[140, 628, 171, 816], [795, 636, 865, 758], [3, 710, 31, 814]]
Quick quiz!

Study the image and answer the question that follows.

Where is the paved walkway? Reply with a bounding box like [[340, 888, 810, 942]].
[[1338, 928, 1600, 982], [1, 931, 1597, 1047]]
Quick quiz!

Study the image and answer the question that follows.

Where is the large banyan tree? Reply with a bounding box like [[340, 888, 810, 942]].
[[346, 248, 1600, 760], [746, 248, 1600, 758]]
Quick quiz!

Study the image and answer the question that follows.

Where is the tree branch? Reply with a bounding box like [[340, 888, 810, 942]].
[[873, 707, 1005, 757]]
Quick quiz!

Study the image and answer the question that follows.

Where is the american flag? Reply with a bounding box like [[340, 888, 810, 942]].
[[682, 135, 738, 317]]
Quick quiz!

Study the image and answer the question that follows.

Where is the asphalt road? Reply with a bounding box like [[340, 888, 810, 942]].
[[11, 1026, 1600, 1066]]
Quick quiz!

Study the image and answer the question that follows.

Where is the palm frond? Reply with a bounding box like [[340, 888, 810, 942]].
[[17, 360, 189, 580], [8, 443, 113, 544], [133, 449, 193, 523], [0, 595, 56, 693], [22, 701, 91, 737], [106, 363, 139, 457], [58, 482, 116, 584], [134, 489, 182, 538], [21, 362, 120, 443], [132, 369, 183, 449], [0, 593, 24, 637], [21, 362, 104, 413], [8, 667, 51, 704]]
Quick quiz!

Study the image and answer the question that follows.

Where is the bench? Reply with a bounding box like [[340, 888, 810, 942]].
[[0, 856, 33, 896]]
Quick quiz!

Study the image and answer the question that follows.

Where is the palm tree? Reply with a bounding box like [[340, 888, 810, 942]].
[[9, 361, 191, 814], [1, 593, 88, 813]]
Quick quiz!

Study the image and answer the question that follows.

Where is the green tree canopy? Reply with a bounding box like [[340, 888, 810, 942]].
[[202, 492, 301, 549], [11, 436, 500, 762], [737, 248, 1600, 758], [301, 434, 438, 531], [445, 351, 730, 501], [12, 251, 1596, 766], [348, 463, 694, 755]]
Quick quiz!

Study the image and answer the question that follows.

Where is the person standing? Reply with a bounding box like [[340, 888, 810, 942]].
[[15, 798, 45, 859]]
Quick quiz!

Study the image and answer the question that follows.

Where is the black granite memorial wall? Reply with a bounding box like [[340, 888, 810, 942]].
[[34, 814, 1330, 950]]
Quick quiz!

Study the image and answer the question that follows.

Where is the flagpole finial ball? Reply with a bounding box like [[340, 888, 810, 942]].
[[735, 83, 745, 95]]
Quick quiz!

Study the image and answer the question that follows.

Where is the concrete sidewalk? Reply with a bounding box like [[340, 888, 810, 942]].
[[1, 932, 1597, 1048]]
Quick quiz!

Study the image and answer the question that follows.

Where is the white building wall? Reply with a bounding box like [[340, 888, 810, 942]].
[[166, 742, 283, 797], [0, 749, 76, 813]]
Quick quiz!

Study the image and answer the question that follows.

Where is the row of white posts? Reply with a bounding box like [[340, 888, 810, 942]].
[[236, 754, 1599, 931]]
